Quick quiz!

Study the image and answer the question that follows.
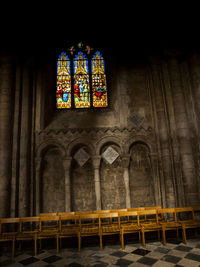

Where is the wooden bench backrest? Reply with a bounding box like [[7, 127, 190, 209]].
[[40, 212, 58, 217], [175, 207, 194, 220], [19, 217, 40, 232], [144, 206, 162, 210], [58, 212, 75, 216], [0, 218, 20, 233], [59, 214, 79, 231], [138, 209, 158, 223], [128, 207, 145, 211], [157, 208, 177, 221], [93, 210, 111, 214], [119, 211, 139, 225]]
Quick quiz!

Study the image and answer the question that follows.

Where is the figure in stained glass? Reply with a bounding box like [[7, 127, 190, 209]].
[[73, 52, 90, 108], [92, 51, 108, 107], [56, 52, 71, 108]]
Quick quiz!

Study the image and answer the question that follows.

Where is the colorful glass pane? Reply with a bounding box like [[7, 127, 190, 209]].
[[73, 52, 90, 108], [92, 51, 108, 108], [56, 52, 71, 108]]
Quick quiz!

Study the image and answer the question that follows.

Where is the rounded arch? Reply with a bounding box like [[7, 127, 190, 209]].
[[96, 135, 123, 155], [66, 137, 95, 157], [36, 139, 66, 158], [124, 135, 156, 155]]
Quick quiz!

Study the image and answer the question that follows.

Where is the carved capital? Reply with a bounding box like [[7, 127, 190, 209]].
[[92, 156, 101, 169], [62, 157, 72, 170], [121, 154, 131, 168]]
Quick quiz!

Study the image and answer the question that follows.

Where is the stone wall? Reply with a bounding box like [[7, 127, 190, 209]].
[[0, 47, 200, 217]]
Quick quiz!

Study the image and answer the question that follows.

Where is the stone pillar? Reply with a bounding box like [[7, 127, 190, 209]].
[[35, 157, 41, 215], [63, 157, 72, 212], [150, 61, 176, 207], [149, 153, 162, 206], [18, 60, 33, 217], [0, 55, 15, 218], [168, 57, 199, 205], [122, 155, 131, 208], [92, 156, 101, 210]]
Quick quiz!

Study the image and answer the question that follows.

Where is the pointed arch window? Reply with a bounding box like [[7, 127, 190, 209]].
[[56, 44, 108, 109]]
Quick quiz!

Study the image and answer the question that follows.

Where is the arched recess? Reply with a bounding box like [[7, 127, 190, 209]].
[[70, 143, 96, 211], [129, 141, 156, 207], [40, 144, 65, 212], [99, 141, 125, 209]]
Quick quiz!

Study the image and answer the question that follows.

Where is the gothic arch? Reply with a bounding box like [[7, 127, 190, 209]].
[[96, 135, 123, 155], [66, 137, 95, 157], [124, 135, 156, 155], [36, 139, 66, 158]]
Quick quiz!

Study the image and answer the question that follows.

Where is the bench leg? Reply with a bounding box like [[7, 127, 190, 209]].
[[141, 229, 145, 247], [34, 235, 37, 256], [182, 226, 187, 244], [162, 228, 166, 246], [100, 234, 103, 251], [78, 233, 81, 252], [121, 230, 124, 250], [12, 238, 15, 257], [56, 235, 59, 255]]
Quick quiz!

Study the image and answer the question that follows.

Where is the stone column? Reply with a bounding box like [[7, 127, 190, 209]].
[[168, 57, 199, 205], [92, 156, 101, 210], [35, 157, 41, 215], [63, 157, 72, 212], [149, 153, 162, 206], [18, 60, 33, 217], [122, 155, 131, 208], [0, 55, 15, 218], [150, 61, 176, 207]]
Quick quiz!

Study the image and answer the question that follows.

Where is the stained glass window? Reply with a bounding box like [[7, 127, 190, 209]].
[[56, 44, 108, 109], [92, 51, 108, 107], [56, 52, 71, 109], [73, 52, 90, 108]]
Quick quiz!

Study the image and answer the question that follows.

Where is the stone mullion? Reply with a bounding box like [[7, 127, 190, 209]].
[[0, 58, 15, 218], [168, 58, 199, 205]]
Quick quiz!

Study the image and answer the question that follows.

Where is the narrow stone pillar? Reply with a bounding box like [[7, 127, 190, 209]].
[[18, 60, 32, 217], [35, 157, 41, 215], [63, 157, 72, 212], [0, 56, 15, 218], [168, 57, 199, 205], [122, 155, 131, 208], [92, 156, 101, 210]]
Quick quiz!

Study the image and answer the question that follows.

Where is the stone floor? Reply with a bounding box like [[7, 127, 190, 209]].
[[1, 236, 200, 266]]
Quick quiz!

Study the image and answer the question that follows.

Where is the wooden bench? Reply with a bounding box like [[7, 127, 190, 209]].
[[36, 215, 60, 255], [138, 210, 161, 247], [119, 211, 140, 250], [0, 218, 20, 257], [59, 214, 80, 251], [176, 207, 200, 244], [99, 212, 120, 250], [157, 208, 181, 245], [17, 217, 40, 256], [78, 213, 100, 252]]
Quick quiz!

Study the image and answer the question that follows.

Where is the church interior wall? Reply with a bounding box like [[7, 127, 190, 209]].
[[0, 47, 200, 218]]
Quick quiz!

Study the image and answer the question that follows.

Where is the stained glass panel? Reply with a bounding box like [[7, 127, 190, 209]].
[[73, 52, 90, 108], [92, 51, 108, 107], [56, 52, 71, 108]]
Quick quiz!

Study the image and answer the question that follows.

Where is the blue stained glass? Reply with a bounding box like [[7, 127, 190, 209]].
[[63, 93, 69, 102]]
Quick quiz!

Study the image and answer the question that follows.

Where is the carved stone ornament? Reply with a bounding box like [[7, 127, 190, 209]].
[[102, 146, 119, 164], [74, 148, 90, 167], [130, 112, 144, 128]]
